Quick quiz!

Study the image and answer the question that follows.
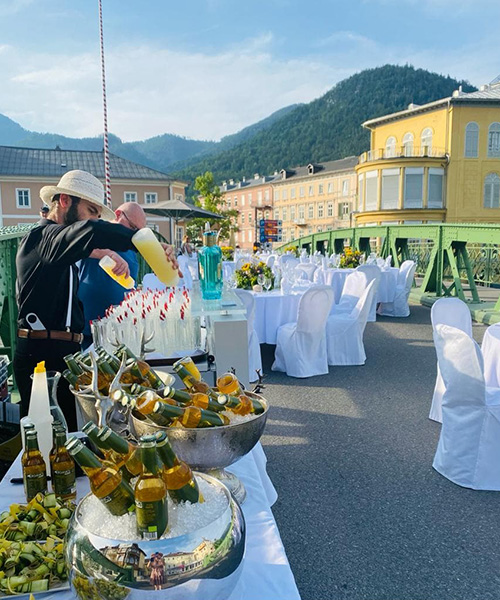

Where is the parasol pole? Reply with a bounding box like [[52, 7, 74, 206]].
[[98, 0, 112, 208]]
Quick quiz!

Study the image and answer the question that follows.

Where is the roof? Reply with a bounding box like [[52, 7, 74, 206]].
[[221, 173, 282, 192], [275, 156, 358, 182], [362, 81, 500, 129], [0, 145, 177, 181]]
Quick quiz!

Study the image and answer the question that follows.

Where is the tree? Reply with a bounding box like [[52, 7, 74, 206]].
[[187, 171, 238, 245]]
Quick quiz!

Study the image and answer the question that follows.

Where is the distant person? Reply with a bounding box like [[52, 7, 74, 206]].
[[39, 205, 49, 218], [180, 235, 193, 257], [78, 202, 147, 349], [252, 241, 261, 254]]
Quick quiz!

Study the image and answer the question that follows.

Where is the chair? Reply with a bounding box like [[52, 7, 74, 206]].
[[326, 279, 376, 366], [313, 267, 327, 285], [384, 255, 393, 268], [272, 286, 334, 378], [234, 289, 262, 382], [331, 270, 369, 316], [377, 260, 416, 317], [481, 323, 500, 388], [429, 298, 472, 423], [356, 264, 381, 322], [294, 263, 317, 281], [265, 255, 276, 268], [432, 324, 500, 490]]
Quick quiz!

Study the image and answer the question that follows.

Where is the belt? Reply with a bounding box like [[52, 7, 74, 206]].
[[17, 329, 83, 344]]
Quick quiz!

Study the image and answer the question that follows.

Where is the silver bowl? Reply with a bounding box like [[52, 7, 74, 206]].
[[65, 473, 245, 600], [130, 392, 268, 504]]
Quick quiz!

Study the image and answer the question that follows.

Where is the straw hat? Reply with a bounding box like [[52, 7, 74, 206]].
[[40, 170, 115, 220]]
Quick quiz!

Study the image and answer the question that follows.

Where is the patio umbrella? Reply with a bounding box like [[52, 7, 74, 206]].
[[141, 199, 223, 243]]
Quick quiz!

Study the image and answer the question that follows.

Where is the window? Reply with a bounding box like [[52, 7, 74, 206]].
[[308, 185, 314, 196], [282, 189, 288, 200], [308, 204, 314, 218], [290, 188, 296, 199], [248, 229, 253, 242], [318, 203, 324, 218], [264, 190, 270, 201], [241, 213, 245, 224], [428, 168, 444, 208], [465, 122, 479, 158], [338, 202, 349, 219], [241, 231, 245, 243], [176, 226, 183, 245], [144, 192, 157, 204], [299, 186, 305, 197], [483, 173, 500, 208], [385, 136, 396, 158], [124, 192, 137, 203], [248, 212, 252, 224], [274, 190, 279, 201], [327, 182, 333, 194], [403, 133, 414, 156], [16, 188, 30, 208], [365, 171, 378, 210], [298, 204, 305, 219], [327, 202, 333, 217], [282, 207, 287, 221], [342, 180, 349, 196], [257, 191, 262, 205], [488, 123, 500, 158], [318, 184, 324, 195], [175, 193, 183, 201], [274, 208, 279, 219], [234, 196, 238, 207], [147, 221, 160, 232], [421, 128, 433, 154], [317, 226, 323, 232], [248, 193, 252, 203], [357, 174, 364, 211], [227, 199, 231, 208], [404, 168, 423, 209], [381, 168, 399, 209], [290, 205, 296, 220], [241, 194, 245, 206]]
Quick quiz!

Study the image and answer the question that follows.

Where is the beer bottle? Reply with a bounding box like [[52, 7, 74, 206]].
[[116, 346, 164, 390], [153, 401, 229, 428], [50, 429, 76, 501], [172, 364, 217, 399], [66, 437, 135, 516], [49, 420, 64, 481], [135, 389, 180, 420], [135, 436, 168, 540], [217, 372, 242, 396], [22, 430, 48, 501], [155, 431, 201, 504], [172, 357, 202, 382], [97, 426, 143, 479], [217, 393, 265, 415]]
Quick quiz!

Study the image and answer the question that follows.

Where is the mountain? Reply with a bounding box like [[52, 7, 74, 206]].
[[172, 64, 476, 193], [0, 104, 300, 174]]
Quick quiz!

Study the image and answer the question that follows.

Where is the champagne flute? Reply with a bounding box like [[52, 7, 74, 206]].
[[257, 273, 266, 287], [264, 276, 273, 292]]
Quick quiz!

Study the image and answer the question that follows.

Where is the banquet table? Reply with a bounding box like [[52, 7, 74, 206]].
[[252, 290, 303, 344], [323, 267, 399, 304], [0, 443, 300, 600]]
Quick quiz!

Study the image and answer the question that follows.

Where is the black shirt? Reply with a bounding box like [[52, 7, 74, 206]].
[[16, 218, 136, 333]]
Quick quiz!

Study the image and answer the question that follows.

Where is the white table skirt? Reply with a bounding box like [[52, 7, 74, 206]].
[[0, 443, 300, 600], [252, 290, 303, 344], [323, 268, 399, 304]]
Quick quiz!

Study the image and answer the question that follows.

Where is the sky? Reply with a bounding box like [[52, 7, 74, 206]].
[[0, 0, 498, 143]]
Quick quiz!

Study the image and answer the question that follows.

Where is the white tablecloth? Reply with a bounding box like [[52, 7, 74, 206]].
[[0, 444, 300, 600], [323, 267, 399, 303], [252, 290, 303, 344]]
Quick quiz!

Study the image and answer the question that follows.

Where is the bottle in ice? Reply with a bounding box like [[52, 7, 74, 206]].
[[217, 392, 265, 415], [155, 431, 201, 504], [50, 428, 76, 501], [116, 345, 164, 390], [134, 389, 182, 426], [65, 437, 135, 516], [135, 435, 168, 540], [22, 430, 48, 502], [97, 426, 143, 480], [153, 401, 229, 428], [217, 372, 242, 396], [172, 363, 217, 399]]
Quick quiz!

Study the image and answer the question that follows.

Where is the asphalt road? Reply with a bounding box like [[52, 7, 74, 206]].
[[259, 304, 500, 600]]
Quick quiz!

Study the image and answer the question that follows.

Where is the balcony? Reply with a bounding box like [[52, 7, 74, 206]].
[[294, 218, 307, 226], [359, 146, 447, 164]]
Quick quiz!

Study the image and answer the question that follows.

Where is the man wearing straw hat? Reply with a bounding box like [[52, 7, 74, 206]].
[[14, 169, 179, 431]]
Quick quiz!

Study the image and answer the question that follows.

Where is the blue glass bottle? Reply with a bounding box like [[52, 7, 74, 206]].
[[198, 230, 223, 300]]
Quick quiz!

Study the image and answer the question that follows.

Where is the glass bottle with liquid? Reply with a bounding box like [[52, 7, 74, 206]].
[[198, 228, 223, 300], [50, 428, 76, 501], [22, 430, 48, 502]]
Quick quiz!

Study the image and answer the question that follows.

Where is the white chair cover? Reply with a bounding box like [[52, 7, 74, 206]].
[[377, 260, 416, 317], [265, 255, 276, 268], [272, 286, 334, 378], [481, 323, 500, 388], [331, 270, 368, 316], [313, 268, 326, 285], [376, 257, 385, 268], [177, 255, 193, 289], [280, 255, 299, 270], [356, 264, 382, 322], [429, 298, 473, 423], [326, 279, 376, 366], [385, 255, 393, 268], [432, 324, 500, 490], [234, 289, 262, 382], [294, 263, 317, 281]]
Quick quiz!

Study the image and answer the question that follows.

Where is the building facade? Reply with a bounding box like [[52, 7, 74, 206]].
[[355, 78, 500, 226], [0, 146, 187, 242]]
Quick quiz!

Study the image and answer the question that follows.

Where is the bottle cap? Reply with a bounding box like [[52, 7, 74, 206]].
[[34, 361, 46, 374]]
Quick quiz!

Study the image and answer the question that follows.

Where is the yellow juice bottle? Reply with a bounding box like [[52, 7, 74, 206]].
[[99, 255, 135, 289], [132, 227, 179, 286]]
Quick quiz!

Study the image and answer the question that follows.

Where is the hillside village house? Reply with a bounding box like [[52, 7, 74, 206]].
[[0, 146, 187, 243], [355, 78, 500, 226]]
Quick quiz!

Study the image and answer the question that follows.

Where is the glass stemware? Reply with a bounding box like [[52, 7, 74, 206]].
[[264, 277, 273, 292], [257, 274, 266, 287]]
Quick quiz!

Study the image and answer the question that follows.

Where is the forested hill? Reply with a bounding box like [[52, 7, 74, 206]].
[[173, 65, 476, 190]]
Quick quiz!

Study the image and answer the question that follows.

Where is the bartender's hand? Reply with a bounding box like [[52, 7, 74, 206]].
[[160, 243, 183, 278], [90, 249, 131, 277]]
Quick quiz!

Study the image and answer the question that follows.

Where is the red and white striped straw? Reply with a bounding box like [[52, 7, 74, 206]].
[[98, 0, 112, 208]]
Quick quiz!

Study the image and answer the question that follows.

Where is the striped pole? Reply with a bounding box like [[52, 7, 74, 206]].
[[98, 0, 112, 208]]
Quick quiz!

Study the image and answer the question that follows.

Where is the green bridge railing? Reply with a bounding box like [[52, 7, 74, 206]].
[[277, 223, 500, 313]]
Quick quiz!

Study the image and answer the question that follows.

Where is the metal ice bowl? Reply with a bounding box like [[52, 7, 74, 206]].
[[130, 392, 269, 503], [65, 473, 245, 600]]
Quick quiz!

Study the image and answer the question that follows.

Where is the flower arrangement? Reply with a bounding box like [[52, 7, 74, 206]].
[[339, 247, 363, 268], [235, 261, 275, 290], [282, 245, 299, 257], [221, 246, 234, 260]]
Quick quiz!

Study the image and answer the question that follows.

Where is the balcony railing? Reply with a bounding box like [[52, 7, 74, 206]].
[[359, 146, 447, 164]]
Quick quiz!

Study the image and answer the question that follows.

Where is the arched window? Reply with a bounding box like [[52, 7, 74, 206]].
[[421, 128, 432, 154], [465, 122, 479, 158], [488, 123, 500, 158], [403, 133, 414, 157], [484, 173, 500, 208], [385, 136, 396, 158]]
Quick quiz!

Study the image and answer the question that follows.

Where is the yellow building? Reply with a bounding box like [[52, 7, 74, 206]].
[[355, 78, 500, 226]]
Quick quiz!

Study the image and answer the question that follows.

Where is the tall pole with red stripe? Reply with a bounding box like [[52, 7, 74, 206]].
[[98, 0, 112, 208]]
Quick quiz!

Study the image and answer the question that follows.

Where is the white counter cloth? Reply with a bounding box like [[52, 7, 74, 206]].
[[0, 443, 300, 600], [252, 290, 303, 344]]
